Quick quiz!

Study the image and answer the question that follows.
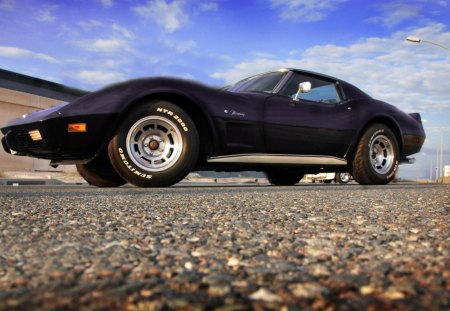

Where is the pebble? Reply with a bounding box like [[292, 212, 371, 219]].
[[184, 261, 194, 271], [360, 285, 375, 295], [139, 289, 153, 298], [308, 264, 331, 277], [381, 287, 406, 300], [208, 284, 231, 296], [13, 277, 28, 286], [249, 288, 282, 302], [227, 257, 240, 267], [290, 282, 328, 298], [187, 237, 200, 242]]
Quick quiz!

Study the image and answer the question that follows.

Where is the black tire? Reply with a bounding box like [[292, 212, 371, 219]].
[[265, 170, 304, 186], [351, 124, 399, 185], [108, 101, 199, 187], [76, 154, 126, 187], [335, 172, 351, 184]]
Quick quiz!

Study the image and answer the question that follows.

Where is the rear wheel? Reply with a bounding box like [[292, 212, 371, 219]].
[[265, 170, 304, 186], [352, 124, 399, 185], [76, 154, 126, 187], [108, 101, 199, 187]]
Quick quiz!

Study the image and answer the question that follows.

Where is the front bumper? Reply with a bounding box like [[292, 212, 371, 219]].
[[2, 117, 66, 159], [1, 105, 118, 162]]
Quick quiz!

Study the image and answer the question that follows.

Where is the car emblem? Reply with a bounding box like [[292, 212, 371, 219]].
[[224, 109, 246, 117]]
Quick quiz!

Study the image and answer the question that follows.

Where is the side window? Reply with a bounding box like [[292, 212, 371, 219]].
[[301, 84, 341, 104], [278, 73, 341, 104]]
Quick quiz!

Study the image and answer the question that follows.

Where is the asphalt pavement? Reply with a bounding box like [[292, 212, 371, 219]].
[[0, 183, 448, 310]]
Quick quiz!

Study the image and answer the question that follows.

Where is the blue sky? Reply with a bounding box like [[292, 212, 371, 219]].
[[0, 0, 449, 179]]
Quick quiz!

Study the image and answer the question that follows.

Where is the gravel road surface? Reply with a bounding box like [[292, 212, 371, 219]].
[[0, 184, 448, 310]]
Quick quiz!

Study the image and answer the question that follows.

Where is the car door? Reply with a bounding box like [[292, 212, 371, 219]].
[[263, 73, 357, 158], [212, 71, 288, 155], [214, 91, 271, 155]]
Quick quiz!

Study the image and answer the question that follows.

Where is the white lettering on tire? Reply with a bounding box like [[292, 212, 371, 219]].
[[156, 107, 189, 132], [368, 129, 384, 148], [387, 160, 398, 179], [118, 148, 152, 179]]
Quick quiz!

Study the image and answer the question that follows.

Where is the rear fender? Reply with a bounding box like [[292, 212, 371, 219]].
[[345, 115, 403, 163]]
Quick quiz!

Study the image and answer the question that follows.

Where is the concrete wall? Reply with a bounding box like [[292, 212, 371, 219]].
[[0, 87, 74, 172]]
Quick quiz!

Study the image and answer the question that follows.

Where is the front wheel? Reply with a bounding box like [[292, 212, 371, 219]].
[[351, 124, 399, 185], [108, 101, 199, 187]]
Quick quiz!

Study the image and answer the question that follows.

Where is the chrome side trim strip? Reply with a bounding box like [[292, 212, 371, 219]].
[[207, 154, 347, 165]]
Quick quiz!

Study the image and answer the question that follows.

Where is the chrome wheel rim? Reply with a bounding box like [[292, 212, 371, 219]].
[[126, 116, 183, 172], [369, 134, 394, 175], [339, 172, 350, 183]]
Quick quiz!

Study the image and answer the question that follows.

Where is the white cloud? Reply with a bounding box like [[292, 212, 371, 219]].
[[0, 46, 59, 63], [74, 23, 134, 53], [102, 58, 129, 68], [78, 20, 103, 31], [270, 0, 348, 22], [69, 24, 135, 84], [219, 55, 233, 62], [368, 2, 421, 27], [73, 69, 124, 85], [211, 23, 450, 113], [36, 4, 58, 22], [174, 40, 197, 53], [199, 1, 218, 12], [133, 0, 188, 32], [78, 37, 132, 53], [0, 0, 14, 10], [99, 0, 113, 7], [157, 39, 196, 55], [112, 23, 134, 39], [148, 56, 161, 64], [180, 72, 194, 79]]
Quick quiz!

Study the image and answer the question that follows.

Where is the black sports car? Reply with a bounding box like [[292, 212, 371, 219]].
[[1, 69, 425, 187]]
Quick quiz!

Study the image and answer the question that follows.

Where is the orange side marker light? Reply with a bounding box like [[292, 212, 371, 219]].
[[68, 123, 87, 132]]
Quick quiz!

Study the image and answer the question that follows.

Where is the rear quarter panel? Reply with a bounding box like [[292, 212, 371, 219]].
[[344, 98, 425, 159]]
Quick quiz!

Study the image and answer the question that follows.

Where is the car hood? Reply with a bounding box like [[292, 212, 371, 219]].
[[1, 103, 68, 132]]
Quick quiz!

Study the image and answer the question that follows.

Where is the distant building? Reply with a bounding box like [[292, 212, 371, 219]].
[[445, 165, 450, 177], [0, 69, 88, 171]]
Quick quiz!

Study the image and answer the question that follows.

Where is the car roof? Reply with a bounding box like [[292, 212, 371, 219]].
[[274, 68, 341, 82], [227, 68, 371, 100]]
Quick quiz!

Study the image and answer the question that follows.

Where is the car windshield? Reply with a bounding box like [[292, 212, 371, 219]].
[[225, 71, 286, 93]]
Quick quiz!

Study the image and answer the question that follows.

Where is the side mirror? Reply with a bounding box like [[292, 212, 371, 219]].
[[293, 81, 312, 102]]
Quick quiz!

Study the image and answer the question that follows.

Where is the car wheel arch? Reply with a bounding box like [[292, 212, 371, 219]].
[[346, 116, 403, 163], [119, 92, 217, 163]]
